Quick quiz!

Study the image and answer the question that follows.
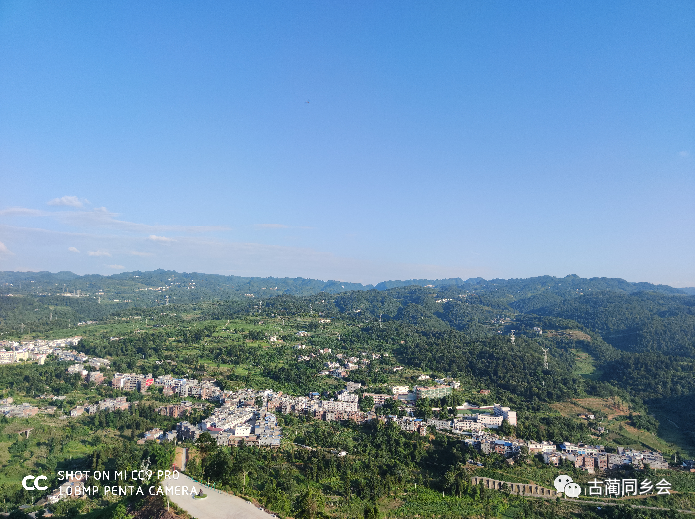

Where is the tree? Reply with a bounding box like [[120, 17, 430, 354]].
[[110, 503, 133, 519], [364, 502, 380, 519], [444, 463, 470, 498], [295, 487, 325, 519], [499, 420, 514, 437], [195, 432, 218, 456], [360, 395, 374, 412]]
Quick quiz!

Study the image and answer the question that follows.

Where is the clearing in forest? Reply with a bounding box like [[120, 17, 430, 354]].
[[550, 397, 630, 420]]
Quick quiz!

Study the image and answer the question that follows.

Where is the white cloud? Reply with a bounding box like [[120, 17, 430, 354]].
[[0, 240, 12, 255], [48, 196, 87, 208], [68, 247, 80, 253], [106, 264, 125, 270], [147, 235, 175, 243], [0, 207, 45, 217], [679, 151, 690, 158], [88, 250, 111, 257], [130, 251, 154, 257]]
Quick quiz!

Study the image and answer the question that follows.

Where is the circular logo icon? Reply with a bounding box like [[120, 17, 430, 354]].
[[564, 482, 582, 498], [554, 474, 573, 493]]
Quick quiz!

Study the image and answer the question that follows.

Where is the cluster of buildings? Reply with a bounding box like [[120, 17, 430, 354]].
[[542, 444, 668, 472], [262, 388, 366, 423], [172, 391, 284, 448], [363, 381, 461, 405], [154, 374, 223, 399], [383, 415, 428, 435], [292, 345, 391, 379], [0, 396, 66, 418], [70, 396, 129, 417], [156, 401, 206, 418], [200, 402, 283, 447], [0, 398, 40, 418], [111, 372, 154, 392], [2, 395, 134, 421], [420, 404, 518, 433], [456, 428, 669, 473], [0, 336, 86, 366], [67, 364, 107, 384], [0, 336, 113, 370], [139, 427, 178, 444], [109, 372, 223, 400]]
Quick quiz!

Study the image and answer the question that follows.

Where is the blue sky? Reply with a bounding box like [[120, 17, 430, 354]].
[[1, 1, 693, 286]]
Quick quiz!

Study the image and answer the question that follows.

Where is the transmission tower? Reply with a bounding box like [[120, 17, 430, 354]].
[[542, 347, 549, 370], [510, 330, 516, 344]]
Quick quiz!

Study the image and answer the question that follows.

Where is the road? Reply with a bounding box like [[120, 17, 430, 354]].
[[160, 473, 276, 519]]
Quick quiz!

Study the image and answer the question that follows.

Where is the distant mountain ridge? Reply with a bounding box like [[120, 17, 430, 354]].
[[0, 270, 688, 296]]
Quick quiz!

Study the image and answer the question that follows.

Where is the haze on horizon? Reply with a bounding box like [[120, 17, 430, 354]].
[[0, 1, 693, 287]]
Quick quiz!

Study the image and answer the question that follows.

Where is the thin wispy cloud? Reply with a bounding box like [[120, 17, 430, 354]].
[[0, 241, 13, 255], [0, 207, 45, 217], [254, 223, 314, 230], [255, 223, 290, 229], [0, 223, 499, 283], [147, 235, 175, 243], [48, 195, 88, 208], [1, 203, 230, 235], [57, 207, 230, 234], [68, 247, 80, 253]]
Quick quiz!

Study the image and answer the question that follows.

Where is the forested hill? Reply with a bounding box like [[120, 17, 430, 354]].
[[2, 269, 695, 450], [2, 270, 693, 354], [0, 270, 687, 300]]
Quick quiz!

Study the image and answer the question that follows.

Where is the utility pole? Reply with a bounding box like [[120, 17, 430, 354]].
[[542, 348, 549, 370]]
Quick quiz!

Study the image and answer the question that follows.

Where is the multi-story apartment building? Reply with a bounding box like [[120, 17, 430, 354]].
[[321, 400, 358, 412], [493, 403, 517, 426], [363, 393, 392, 406]]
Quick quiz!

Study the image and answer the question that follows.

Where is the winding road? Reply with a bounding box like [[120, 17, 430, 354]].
[[160, 473, 276, 519]]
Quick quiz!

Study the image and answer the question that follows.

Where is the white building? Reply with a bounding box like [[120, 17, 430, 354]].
[[493, 403, 517, 426]]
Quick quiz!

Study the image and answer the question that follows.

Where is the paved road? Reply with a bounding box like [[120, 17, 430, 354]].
[[564, 497, 695, 515], [161, 473, 276, 519]]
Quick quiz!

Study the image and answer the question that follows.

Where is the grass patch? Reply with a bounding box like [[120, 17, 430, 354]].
[[569, 348, 597, 378]]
